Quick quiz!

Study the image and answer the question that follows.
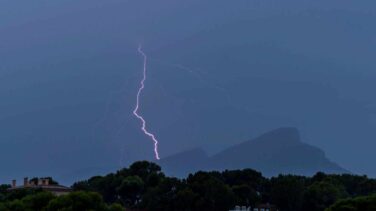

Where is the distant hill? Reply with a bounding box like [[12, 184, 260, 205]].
[[159, 128, 348, 177]]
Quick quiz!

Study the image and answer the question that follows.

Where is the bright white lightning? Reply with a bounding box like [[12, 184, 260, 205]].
[[133, 45, 160, 160]]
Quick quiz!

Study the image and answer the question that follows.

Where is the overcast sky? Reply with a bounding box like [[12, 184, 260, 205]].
[[1, 0, 376, 184]]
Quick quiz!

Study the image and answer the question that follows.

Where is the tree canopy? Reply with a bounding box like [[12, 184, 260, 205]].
[[1, 161, 376, 211], [70, 162, 376, 211]]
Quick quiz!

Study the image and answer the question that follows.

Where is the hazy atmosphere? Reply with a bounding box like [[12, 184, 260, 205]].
[[1, 0, 376, 186]]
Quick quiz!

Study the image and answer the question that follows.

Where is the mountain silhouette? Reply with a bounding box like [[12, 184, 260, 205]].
[[159, 127, 348, 177]]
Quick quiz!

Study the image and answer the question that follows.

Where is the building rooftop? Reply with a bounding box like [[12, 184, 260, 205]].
[[7, 177, 71, 195]]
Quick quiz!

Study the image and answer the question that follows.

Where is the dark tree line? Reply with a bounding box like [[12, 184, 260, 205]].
[[1, 161, 376, 211], [72, 161, 376, 211], [327, 194, 376, 211], [0, 184, 123, 210]]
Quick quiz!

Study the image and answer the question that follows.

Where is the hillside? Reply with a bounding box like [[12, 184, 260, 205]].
[[159, 128, 348, 177]]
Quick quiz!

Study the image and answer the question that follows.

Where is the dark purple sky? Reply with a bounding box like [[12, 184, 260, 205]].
[[1, 0, 375, 184]]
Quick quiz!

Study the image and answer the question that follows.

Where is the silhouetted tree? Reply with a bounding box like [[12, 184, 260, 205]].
[[270, 175, 306, 211], [21, 192, 55, 210], [117, 176, 144, 207], [326, 194, 376, 211], [187, 171, 236, 210], [303, 179, 348, 211], [141, 177, 182, 210], [45, 191, 108, 211]]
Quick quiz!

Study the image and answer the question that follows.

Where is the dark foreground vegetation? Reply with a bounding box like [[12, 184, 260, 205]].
[[1, 161, 376, 211], [0, 187, 123, 211]]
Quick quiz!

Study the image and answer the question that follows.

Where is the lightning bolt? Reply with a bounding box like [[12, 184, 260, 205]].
[[133, 45, 160, 160]]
